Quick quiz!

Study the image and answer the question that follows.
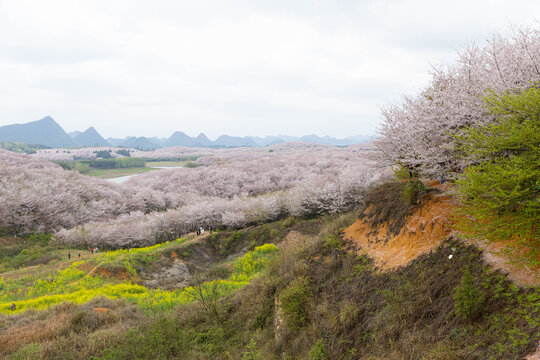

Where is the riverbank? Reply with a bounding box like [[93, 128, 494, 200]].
[[85, 167, 155, 179], [87, 161, 186, 179]]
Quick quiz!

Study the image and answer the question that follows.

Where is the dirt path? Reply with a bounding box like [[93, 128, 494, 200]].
[[470, 239, 539, 287]]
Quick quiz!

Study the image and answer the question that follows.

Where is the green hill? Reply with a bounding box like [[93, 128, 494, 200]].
[[0, 141, 49, 154]]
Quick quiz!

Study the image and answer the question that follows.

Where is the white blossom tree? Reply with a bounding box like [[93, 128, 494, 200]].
[[376, 26, 540, 176]]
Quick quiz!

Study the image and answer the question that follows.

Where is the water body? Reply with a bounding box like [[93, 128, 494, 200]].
[[108, 174, 136, 184], [107, 165, 183, 184]]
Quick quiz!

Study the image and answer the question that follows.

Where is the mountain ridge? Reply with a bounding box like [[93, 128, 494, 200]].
[[0, 117, 375, 149], [74, 127, 110, 147], [0, 116, 78, 148]]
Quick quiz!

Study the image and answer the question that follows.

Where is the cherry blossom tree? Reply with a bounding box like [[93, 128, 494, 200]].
[[3, 142, 390, 245], [376, 26, 540, 176]]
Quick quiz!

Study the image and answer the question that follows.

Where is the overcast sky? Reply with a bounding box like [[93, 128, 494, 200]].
[[0, 1, 538, 139]]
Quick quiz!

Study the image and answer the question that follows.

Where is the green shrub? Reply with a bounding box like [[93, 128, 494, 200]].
[[242, 338, 262, 360], [54, 160, 74, 170], [116, 149, 131, 157], [339, 301, 359, 328], [8, 343, 41, 359], [401, 179, 427, 205], [221, 231, 243, 254], [27, 233, 51, 246], [0, 141, 48, 154], [73, 161, 91, 173], [393, 163, 412, 180], [455, 86, 540, 266], [185, 161, 204, 168], [453, 269, 485, 320], [324, 233, 342, 250], [280, 276, 310, 330], [308, 339, 327, 360], [203, 263, 233, 281], [96, 150, 112, 159]]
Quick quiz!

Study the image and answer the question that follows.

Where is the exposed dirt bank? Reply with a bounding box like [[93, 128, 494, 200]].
[[344, 181, 539, 287], [344, 190, 454, 268]]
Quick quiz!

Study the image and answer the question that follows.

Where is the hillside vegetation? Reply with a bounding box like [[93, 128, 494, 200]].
[[0, 141, 49, 154], [0, 25, 538, 360], [1, 209, 538, 359], [376, 26, 539, 267]]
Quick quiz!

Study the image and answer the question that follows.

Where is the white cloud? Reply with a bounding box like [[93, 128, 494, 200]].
[[0, 0, 538, 138]]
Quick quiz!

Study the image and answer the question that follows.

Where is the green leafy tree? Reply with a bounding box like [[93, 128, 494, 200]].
[[96, 150, 112, 159], [455, 85, 540, 266], [453, 269, 485, 320], [116, 149, 131, 157]]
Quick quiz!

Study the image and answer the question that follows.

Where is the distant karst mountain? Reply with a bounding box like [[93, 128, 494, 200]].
[[194, 133, 212, 147], [106, 138, 125, 147], [213, 135, 259, 147], [164, 131, 197, 147], [119, 136, 161, 150], [74, 127, 110, 147], [0, 117, 375, 150], [149, 137, 166, 146], [68, 130, 81, 138], [0, 116, 78, 148]]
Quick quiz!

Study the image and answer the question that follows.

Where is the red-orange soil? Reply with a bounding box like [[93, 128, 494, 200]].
[[92, 307, 116, 314], [344, 191, 454, 268], [343, 182, 539, 286]]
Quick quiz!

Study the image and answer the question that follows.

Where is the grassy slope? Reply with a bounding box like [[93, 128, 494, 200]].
[[93, 238, 539, 360], [1, 207, 538, 359], [0, 214, 344, 358], [0, 233, 280, 315]]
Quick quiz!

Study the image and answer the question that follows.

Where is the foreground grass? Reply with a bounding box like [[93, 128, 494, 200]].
[[0, 237, 277, 315], [90, 237, 539, 360], [1, 211, 537, 359], [0, 213, 354, 358]]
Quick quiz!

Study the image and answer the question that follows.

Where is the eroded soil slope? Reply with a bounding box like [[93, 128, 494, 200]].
[[344, 181, 539, 286]]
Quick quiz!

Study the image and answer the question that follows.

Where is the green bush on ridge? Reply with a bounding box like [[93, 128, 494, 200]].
[[280, 276, 310, 330], [455, 86, 540, 266], [453, 269, 485, 320]]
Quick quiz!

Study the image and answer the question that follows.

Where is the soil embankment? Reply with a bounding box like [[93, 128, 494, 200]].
[[344, 189, 453, 268], [344, 181, 539, 286]]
